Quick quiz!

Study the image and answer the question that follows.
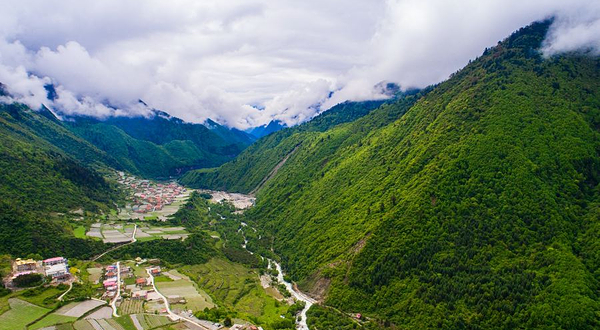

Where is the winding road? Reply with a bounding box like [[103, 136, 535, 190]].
[[110, 261, 121, 317]]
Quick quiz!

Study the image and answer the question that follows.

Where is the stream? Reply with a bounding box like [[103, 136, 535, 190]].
[[212, 190, 316, 329], [238, 219, 315, 329]]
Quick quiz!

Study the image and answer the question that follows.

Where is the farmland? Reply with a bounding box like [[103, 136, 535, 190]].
[[118, 299, 144, 315], [0, 298, 50, 330], [181, 258, 289, 324], [155, 271, 214, 311], [30, 313, 78, 329], [86, 222, 189, 243]]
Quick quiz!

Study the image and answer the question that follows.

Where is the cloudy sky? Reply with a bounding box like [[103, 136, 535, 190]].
[[0, 0, 599, 128]]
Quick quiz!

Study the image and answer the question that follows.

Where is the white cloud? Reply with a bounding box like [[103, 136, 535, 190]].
[[0, 0, 598, 128]]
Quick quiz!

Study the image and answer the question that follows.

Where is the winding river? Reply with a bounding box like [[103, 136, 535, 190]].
[[237, 216, 315, 329], [210, 190, 316, 329]]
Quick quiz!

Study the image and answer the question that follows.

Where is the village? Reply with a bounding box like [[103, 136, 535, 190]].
[[117, 172, 189, 220], [2, 255, 264, 330]]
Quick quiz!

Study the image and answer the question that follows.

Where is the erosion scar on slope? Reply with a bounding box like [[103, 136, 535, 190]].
[[249, 144, 301, 195]]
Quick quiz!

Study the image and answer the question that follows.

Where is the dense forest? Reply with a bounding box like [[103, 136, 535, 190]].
[[193, 20, 600, 328], [0, 104, 119, 259]]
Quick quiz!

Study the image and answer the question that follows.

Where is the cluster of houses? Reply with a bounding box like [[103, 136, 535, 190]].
[[101, 264, 131, 298], [127, 267, 167, 302], [10, 257, 71, 285], [101, 263, 169, 304], [116, 171, 186, 214]]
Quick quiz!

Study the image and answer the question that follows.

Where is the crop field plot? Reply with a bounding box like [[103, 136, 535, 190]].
[[86, 223, 134, 243], [85, 306, 113, 320], [0, 298, 50, 330], [30, 313, 77, 329], [87, 268, 103, 283], [85, 318, 128, 330], [135, 226, 189, 241], [73, 319, 97, 330], [56, 300, 106, 318], [140, 314, 173, 328], [118, 299, 144, 315]]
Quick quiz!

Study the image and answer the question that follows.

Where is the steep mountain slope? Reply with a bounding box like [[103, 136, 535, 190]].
[[200, 21, 599, 328], [0, 103, 118, 259], [180, 99, 394, 192], [66, 110, 253, 178], [0, 103, 119, 212]]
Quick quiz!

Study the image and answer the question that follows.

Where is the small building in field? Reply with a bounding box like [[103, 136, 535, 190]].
[[135, 278, 146, 287], [150, 267, 161, 276], [132, 290, 147, 300]]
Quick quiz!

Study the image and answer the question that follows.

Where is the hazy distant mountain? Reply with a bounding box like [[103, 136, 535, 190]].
[[64, 108, 254, 178], [246, 120, 287, 139]]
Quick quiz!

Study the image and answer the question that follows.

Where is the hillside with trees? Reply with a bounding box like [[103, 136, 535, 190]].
[[66, 109, 255, 178], [195, 20, 600, 329]]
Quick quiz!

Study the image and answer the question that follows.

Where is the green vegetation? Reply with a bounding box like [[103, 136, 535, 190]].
[[73, 226, 86, 239], [30, 313, 78, 329], [307, 305, 362, 330], [0, 104, 120, 212], [0, 104, 119, 259], [182, 258, 292, 328], [0, 298, 50, 330], [184, 20, 600, 329], [66, 110, 253, 178], [0, 203, 106, 259], [103, 232, 216, 265], [12, 273, 43, 288], [20, 285, 64, 308]]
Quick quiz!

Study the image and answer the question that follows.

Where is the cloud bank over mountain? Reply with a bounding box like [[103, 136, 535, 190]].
[[0, 0, 599, 128]]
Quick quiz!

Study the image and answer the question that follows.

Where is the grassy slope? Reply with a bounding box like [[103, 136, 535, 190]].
[[225, 21, 599, 328]]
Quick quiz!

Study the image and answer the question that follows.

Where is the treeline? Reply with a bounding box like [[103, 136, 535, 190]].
[[104, 232, 216, 265]]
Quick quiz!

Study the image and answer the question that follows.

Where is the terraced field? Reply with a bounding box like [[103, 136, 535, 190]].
[[131, 314, 173, 329], [30, 313, 77, 329], [181, 258, 289, 323], [155, 272, 214, 312]]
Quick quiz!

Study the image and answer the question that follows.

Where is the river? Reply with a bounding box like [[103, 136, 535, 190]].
[[236, 216, 315, 329], [211, 190, 315, 330]]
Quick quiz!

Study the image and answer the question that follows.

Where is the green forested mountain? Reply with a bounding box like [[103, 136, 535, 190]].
[[0, 103, 118, 259], [190, 21, 600, 328], [65, 110, 254, 178], [180, 99, 393, 192], [0, 103, 119, 212]]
